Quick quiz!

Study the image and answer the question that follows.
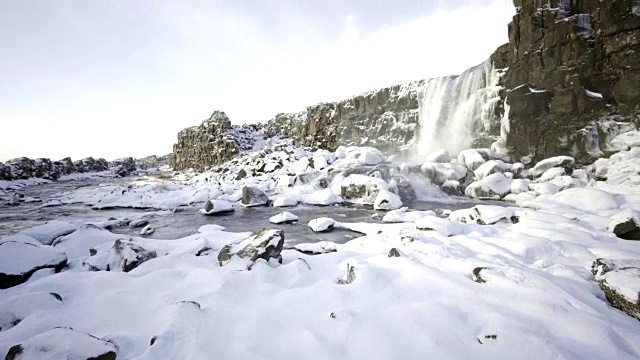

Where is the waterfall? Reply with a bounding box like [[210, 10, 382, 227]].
[[416, 60, 504, 156]]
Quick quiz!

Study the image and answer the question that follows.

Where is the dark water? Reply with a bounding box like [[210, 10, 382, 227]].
[[0, 176, 498, 245]]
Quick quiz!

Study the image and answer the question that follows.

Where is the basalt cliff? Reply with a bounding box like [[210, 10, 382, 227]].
[[170, 0, 640, 171]]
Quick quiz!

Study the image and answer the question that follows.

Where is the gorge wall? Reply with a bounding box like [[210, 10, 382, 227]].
[[170, 0, 640, 171]]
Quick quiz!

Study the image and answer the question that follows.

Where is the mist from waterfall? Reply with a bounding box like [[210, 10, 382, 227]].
[[416, 60, 503, 156]]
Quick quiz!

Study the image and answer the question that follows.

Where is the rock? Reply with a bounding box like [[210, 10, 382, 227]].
[[199, 200, 234, 215], [129, 218, 149, 228], [465, 173, 513, 199], [449, 205, 517, 225], [607, 210, 640, 240], [273, 196, 298, 207], [308, 217, 336, 232], [529, 156, 575, 178], [303, 189, 343, 206], [170, 111, 262, 171], [5, 327, 117, 360], [373, 190, 403, 210], [18, 220, 76, 245], [0, 292, 63, 332], [269, 211, 299, 224], [84, 239, 157, 272], [474, 160, 513, 180], [74, 157, 109, 173], [241, 186, 269, 207], [426, 149, 451, 163], [415, 216, 465, 236], [340, 174, 388, 204], [458, 149, 487, 171], [140, 225, 155, 236], [472, 267, 489, 284], [388, 248, 401, 257], [293, 241, 337, 255], [421, 162, 468, 186], [440, 180, 463, 196], [510, 179, 530, 194], [538, 167, 566, 182], [336, 263, 356, 284], [0, 242, 67, 289], [217, 228, 285, 267], [592, 258, 640, 321], [111, 157, 137, 177]]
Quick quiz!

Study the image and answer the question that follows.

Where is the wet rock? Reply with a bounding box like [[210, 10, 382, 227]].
[[5, 327, 117, 360], [0, 242, 67, 289], [241, 186, 269, 207], [217, 228, 285, 267], [592, 258, 640, 321]]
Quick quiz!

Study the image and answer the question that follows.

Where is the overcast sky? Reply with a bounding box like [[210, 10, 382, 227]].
[[0, 0, 515, 161]]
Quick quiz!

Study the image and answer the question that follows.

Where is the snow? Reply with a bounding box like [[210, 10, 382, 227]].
[[382, 207, 436, 223], [198, 200, 234, 215], [0, 242, 66, 276], [599, 267, 640, 305], [538, 167, 565, 182], [425, 149, 451, 163], [273, 195, 299, 207], [414, 215, 465, 236], [458, 149, 487, 171], [611, 130, 640, 149], [17, 221, 77, 246], [344, 146, 386, 165], [303, 189, 343, 206], [308, 217, 336, 232], [510, 179, 530, 194], [474, 160, 512, 180], [269, 211, 299, 224], [585, 89, 603, 99], [465, 173, 513, 199], [551, 188, 620, 213], [373, 190, 403, 210], [529, 156, 574, 178], [4, 327, 117, 360]]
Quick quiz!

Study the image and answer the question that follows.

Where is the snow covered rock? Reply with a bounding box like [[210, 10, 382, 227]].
[[552, 188, 620, 213], [140, 225, 155, 236], [84, 239, 157, 272], [340, 174, 388, 204], [129, 218, 149, 228], [269, 211, 299, 224], [440, 180, 463, 196], [538, 167, 566, 182], [0, 242, 67, 289], [611, 130, 640, 149], [426, 149, 450, 163], [345, 147, 386, 165], [51, 224, 122, 260], [449, 205, 517, 225], [199, 200, 234, 215], [17, 220, 76, 245], [373, 190, 403, 210], [465, 173, 513, 199], [510, 179, 530, 194], [592, 258, 640, 321], [474, 160, 512, 180], [415, 216, 465, 236], [382, 207, 435, 223], [273, 195, 298, 207], [5, 327, 117, 360], [308, 217, 336, 232], [0, 292, 63, 332], [458, 149, 487, 171], [529, 156, 575, 178], [421, 162, 468, 186], [607, 210, 640, 240], [303, 189, 343, 206], [217, 228, 285, 267], [241, 186, 269, 207], [293, 241, 337, 255]]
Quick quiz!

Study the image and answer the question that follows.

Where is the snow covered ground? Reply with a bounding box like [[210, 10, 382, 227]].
[[1, 140, 640, 359]]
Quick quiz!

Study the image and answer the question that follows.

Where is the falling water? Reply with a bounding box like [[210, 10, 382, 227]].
[[416, 60, 504, 156]]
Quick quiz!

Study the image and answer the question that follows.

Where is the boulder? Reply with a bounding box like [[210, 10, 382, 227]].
[[340, 174, 388, 204], [112, 157, 137, 177], [0, 292, 64, 332], [449, 205, 517, 225], [303, 189, 343, 206], [269, 211, 299, 224], [607, 210, 640, 240], [18, 220, 77, 245], [425, 149, 451, 163], [415, 216, 465, 236], [0, 242, 67, 289], [373, 190, 403, 210], [465, 173, 513, 199], [458, 149, 487, 171], [421, 162, 468, 186], [308, 217, 336, 232], [199, 200, 234, 215], [84, 239, 157, 272], [592, 258, 640, 321], [5, 327, 117, 360], [529, 156, 575, 178], [217, 228, 285, 267], [241, 186, 269, 207]]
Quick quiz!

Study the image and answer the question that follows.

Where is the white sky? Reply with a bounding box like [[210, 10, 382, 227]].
[[0, 0, 515, 161]]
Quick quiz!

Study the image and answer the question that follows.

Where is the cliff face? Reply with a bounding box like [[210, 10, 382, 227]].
[[265, 81, 424, 153], [501, 0, 640, 162], [170, 111, 263, 171]]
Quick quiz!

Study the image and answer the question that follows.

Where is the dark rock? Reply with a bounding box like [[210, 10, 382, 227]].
[[0, 242, 67, 289], [592, 258, 640, 321], [388, 248, 401, 257], [111, 157, 137, 177]]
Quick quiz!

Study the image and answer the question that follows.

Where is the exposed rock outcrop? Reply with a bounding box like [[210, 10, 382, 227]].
[[500, 0, 640, 163], [170, 111, 263, 171]]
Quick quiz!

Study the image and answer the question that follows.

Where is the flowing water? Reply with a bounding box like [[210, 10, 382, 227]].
[[0, 177, 496, 246]]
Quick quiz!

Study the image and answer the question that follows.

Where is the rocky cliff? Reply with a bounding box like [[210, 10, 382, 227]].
[[500, 0, 640, 163], [170, 111, 263, 171], [170, 0, 640, 171]]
